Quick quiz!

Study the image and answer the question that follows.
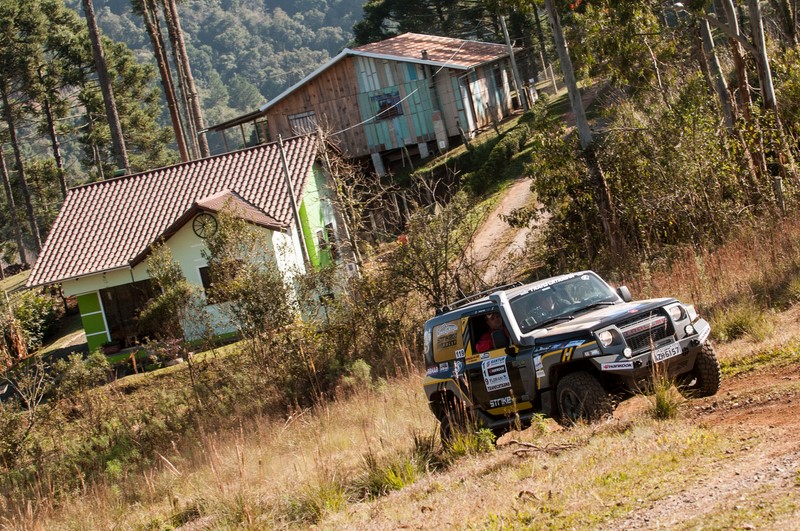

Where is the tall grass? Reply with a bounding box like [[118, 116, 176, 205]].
[[627, 217, 800, 318]]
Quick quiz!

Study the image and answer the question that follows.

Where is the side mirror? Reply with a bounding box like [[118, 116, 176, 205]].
[[617, 285, 632, 302], [491, 329, 509, 350]]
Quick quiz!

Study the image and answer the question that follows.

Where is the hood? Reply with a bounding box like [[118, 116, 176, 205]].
[[529, 297, 676, 342]]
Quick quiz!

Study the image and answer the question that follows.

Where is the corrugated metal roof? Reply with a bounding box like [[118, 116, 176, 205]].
[[27, 135, 318, 287], [251, 33, 511, 116], [353, 32, 509, 69]]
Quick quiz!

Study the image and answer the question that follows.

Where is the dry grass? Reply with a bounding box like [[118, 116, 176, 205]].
[[25, 374, 434, 529], [626, 217, 800, 314], [10, 215, 800, 529]]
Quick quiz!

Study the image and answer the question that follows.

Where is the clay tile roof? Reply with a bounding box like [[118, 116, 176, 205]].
[[353, 32, 509, 69], [27, 134, 318, 287], [196, 189, 285, 230]]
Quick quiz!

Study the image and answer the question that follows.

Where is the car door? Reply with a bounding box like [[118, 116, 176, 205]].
[[464, 310, 532, 417]]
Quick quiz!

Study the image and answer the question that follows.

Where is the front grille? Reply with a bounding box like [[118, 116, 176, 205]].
[[617, 310, 674, 353]]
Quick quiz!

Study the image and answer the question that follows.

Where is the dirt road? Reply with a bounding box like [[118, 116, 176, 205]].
[[471, 178, 543, 284]]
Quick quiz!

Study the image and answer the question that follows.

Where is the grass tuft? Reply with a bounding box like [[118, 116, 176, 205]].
[[445, 428, 496, 458], [287, 475, 349, 524], [712, 303, 774, 342]]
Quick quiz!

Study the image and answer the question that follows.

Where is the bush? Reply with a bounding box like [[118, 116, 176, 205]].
[[12, 291, 59, 351], [464, 124, 530, 195], [712, 304, 774, 342]]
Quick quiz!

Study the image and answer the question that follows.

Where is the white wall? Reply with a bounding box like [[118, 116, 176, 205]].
[[62, 218, 304, 341]]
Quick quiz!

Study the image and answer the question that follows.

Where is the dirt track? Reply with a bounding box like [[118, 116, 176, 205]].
[[608, 360, 800, 529]]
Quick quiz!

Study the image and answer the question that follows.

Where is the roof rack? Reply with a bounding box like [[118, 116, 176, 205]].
[[436, 281, 523, 315]]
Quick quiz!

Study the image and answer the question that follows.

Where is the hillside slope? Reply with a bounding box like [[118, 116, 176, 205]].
[[318, 313, 800, 529]]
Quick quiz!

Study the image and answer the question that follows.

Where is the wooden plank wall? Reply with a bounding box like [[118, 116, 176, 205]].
[[266, 59, 369, 157], [266, 55, 515, 158]]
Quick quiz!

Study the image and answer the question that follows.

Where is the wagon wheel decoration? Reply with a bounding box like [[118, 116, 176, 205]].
[[192, 212, 218, 239]]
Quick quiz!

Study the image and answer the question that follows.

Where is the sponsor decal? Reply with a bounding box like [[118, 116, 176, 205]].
[[434, 322, 459, 349], [439, 362, 449, 371], [454, 361, 463, 376], [565, 339, 585, 348], [533, 355, 543, 371], [601, 361, 635, 371], [455, 349, 465, 359], [434, 323, 458, 338], [536, 369, 546, 379], [480, 351, 491, 360], [586, 349, 600, 357], [426, 367, 439, 376], [489, 396, 513, 408], [627, 308, 640, 314], [482, 356, 511, 392]]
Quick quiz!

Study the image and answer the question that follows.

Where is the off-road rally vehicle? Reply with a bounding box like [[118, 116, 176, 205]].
[[423, 271, 721, 438]]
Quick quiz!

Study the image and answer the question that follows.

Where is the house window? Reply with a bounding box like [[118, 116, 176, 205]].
[[199, 265, 235, 304], [372, 91, 403, 120], [288, 111, 317, 135]]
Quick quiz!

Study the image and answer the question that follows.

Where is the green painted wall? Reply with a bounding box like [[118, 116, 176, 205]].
[[299, 165, 335, 268], [77, 292, 110, 352]]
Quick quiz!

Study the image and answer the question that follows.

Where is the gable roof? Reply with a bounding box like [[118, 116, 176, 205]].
[[353, 32, 510, 70], [196, 190, 285, 230], [251, 33, 510, 117], [27, 134, 318, 287]]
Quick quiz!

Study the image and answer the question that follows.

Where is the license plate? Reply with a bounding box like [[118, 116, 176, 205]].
[[653, 342, 682, 363]]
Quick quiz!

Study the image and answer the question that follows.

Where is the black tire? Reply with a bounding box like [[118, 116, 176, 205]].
[[436, 396, 471, 444], [678, 342, 721, 398], [556, 371, 613, 426]]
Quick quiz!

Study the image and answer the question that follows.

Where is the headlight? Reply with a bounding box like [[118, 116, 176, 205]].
[[685, 324, 696, 336], [598, 330, 614, 347], [667, 304, 685, 321]]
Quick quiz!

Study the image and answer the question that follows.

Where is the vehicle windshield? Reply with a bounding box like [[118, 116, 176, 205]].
[[510, 273, 619, 332]]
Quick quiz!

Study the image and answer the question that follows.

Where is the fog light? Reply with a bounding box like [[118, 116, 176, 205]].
[[623, 347, 632, 358], [684, 324, 696, 336]]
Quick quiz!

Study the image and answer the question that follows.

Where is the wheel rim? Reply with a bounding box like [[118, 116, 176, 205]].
[[561, 389, 583, 421]]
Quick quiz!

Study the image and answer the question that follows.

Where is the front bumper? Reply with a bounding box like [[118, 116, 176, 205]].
[[592, 318, 711, 391]]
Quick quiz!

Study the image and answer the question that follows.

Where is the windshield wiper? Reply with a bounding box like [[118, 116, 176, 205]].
[[536, 315, 574, 329], [574, 301, 616, 314]]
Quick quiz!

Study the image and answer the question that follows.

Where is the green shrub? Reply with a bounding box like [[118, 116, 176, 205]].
[[445, 427, 496, 458], [712, 304, 774, 342], [465, 125, 530, 195], [12, 291, 59, 351]]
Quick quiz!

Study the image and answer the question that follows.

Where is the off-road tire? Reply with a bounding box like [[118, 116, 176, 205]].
[[556, 371, 613, 426], [436, 396, 471, 444], [678, 342, 721, 398]]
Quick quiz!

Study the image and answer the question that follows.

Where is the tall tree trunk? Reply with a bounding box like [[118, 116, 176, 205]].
[[140, 0, 188, 162], [1, 83, 42, 254], [532, 2, 548, 75], [748, 0, 798, 194], [700, 20, 734, 132], [162, 0, 209, 158], [0, 144, 27, 265], [543, 0, 619, 256], [722, 0, 753, 122], [695, 23, 759, 200], [38, 67, 67, 198], [82, 0, 129, 174]]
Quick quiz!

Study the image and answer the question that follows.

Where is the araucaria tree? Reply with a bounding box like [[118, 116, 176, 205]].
[[0, 0, 174, 263]]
